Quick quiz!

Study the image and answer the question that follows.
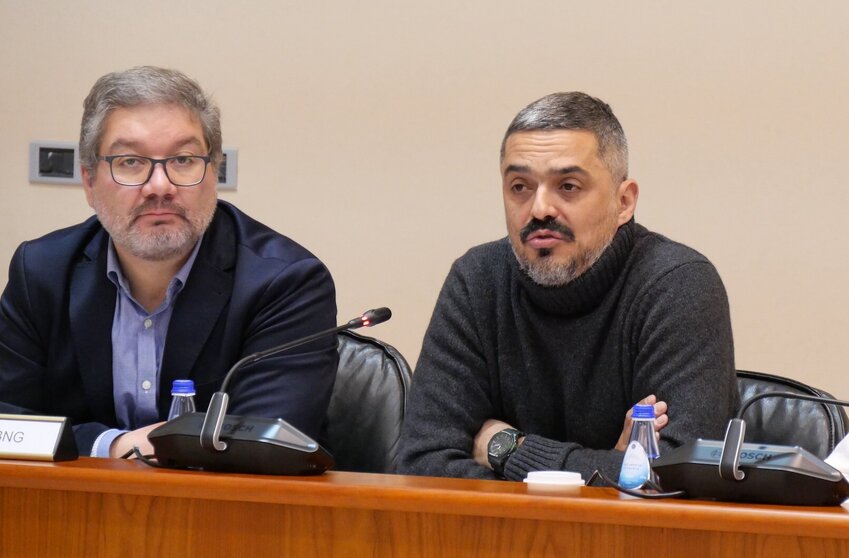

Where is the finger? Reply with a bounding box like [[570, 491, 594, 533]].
[[654, 400, 668, 415], [639, 394, 657, 405]]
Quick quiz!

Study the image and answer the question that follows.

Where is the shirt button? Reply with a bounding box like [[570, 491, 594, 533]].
[[142, 380, 152, 391], [144, 319, 153, 329]]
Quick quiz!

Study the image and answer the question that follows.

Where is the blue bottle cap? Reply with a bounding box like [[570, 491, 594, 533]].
[[171, 379, 196, 395], [632, 404, 655, 419]]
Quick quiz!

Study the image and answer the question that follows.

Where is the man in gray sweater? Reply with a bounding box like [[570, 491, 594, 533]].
[[396, 92, 738, 482]]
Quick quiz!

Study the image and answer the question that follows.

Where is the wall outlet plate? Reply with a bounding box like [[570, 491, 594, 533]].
[[29, 141, 81, 185], [218, 149, 238, 190]]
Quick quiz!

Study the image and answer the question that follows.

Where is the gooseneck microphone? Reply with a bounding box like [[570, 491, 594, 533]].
[[718, 391, 849, 482], [200, 307, 392, 452], [148, 307, 392, 475], [652, 390, 849, 506]]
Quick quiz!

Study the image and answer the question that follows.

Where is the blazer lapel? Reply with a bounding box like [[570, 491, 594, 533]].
[[69, 230, 118, 424]]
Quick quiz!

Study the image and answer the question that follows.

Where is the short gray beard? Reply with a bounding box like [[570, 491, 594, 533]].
[[94, 201, 215, 262], [119, 225, 198, 261], [512, 233, 614, 287]]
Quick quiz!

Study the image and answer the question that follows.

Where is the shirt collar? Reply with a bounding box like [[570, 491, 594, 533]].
[[106, 237, 204, 301]]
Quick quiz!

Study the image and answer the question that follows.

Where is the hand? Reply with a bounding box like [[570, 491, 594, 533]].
[[473, 419, 519, 468], [614, 395, 668, 452], [109, 422, 165, 458]]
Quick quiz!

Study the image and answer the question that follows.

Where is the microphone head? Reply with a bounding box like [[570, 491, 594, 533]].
[[360, 307, 392, 327]]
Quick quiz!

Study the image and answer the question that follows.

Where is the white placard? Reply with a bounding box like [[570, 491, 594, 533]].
[[0, 414, 66, 460]]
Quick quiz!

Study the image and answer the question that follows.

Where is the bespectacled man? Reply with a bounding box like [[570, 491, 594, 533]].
[[0, 66, 338, 458]]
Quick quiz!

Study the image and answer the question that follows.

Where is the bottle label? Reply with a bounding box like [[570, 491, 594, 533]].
[[618, 441, 650, 489]]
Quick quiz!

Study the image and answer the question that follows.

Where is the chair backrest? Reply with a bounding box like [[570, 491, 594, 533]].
[[325, 330, 412, 473], [736, 370, 849, 459]]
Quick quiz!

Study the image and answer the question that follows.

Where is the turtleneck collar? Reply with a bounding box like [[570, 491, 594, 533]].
[[512, 219, 636, 316]]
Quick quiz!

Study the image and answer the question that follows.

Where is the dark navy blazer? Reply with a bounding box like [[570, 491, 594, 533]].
[[0, 200, 337, 454]]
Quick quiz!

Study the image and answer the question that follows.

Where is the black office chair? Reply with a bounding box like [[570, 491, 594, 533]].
[[736, 370, 849, 459], [326, 330, 412, 473]]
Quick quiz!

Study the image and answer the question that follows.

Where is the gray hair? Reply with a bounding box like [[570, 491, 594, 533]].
[[79, 66, 222, 173], [500, 92, 628, 182]]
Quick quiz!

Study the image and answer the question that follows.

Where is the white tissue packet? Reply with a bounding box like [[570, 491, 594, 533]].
[[824, 435, 849, 508], [825, 434, 849, 478]]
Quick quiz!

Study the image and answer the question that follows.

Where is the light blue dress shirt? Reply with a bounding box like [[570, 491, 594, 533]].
[[91, 238, 202, 457]]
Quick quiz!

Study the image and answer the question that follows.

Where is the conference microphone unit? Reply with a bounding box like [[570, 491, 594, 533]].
[[652, 391, 849, 506], [148, 307, 392, 475]]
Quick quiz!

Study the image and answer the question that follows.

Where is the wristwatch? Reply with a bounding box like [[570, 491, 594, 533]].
[[487, 428, 525, 478]]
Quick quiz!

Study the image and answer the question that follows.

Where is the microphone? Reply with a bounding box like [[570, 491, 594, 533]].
[[200, 306, 392, 452], [148, 307, 392, 475], [652, 391, 849, 506]]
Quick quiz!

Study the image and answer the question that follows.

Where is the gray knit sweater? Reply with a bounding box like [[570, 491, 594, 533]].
[[396, 220, 739, 481]]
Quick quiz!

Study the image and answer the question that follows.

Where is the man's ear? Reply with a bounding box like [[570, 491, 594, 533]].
[[81, 166, 95, 208], [616, 179, 639, 225]]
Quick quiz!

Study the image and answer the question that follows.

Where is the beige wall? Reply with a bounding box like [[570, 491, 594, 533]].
[[1, 1, 848, 397]]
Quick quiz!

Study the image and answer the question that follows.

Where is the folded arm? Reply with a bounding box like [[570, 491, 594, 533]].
[[397, 259, 737, 481]]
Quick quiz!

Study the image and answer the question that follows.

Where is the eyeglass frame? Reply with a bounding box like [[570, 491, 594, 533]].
[[95, 154, 213, 187]]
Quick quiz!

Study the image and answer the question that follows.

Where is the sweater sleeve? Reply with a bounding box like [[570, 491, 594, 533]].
[[395, 261, 500, 479], [630, 260, 739, 448], [504, 259, 739, 481]]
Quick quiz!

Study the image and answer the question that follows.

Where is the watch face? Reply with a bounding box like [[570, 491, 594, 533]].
[[488, 431, 515, 457]]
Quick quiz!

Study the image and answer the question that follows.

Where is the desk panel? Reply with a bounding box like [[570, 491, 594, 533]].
[[1, 458, 847, 557]]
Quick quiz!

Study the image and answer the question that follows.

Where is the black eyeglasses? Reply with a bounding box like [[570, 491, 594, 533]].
[[96, 154, 212, 187]]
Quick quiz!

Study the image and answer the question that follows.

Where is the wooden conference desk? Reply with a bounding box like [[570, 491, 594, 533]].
[[1, 458, 848, 558]]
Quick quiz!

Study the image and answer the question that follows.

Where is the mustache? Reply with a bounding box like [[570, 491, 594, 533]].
[[131, 200, 187, 221], [519, 218, 575, 243]]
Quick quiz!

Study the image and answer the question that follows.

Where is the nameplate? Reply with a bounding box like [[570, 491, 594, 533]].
[[0, 414, 78, 461]]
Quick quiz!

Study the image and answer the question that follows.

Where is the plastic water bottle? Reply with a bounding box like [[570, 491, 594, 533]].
[[629, 404, 660, 459], [618, 404, 660, 488], [167, 379, 196, 420]]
